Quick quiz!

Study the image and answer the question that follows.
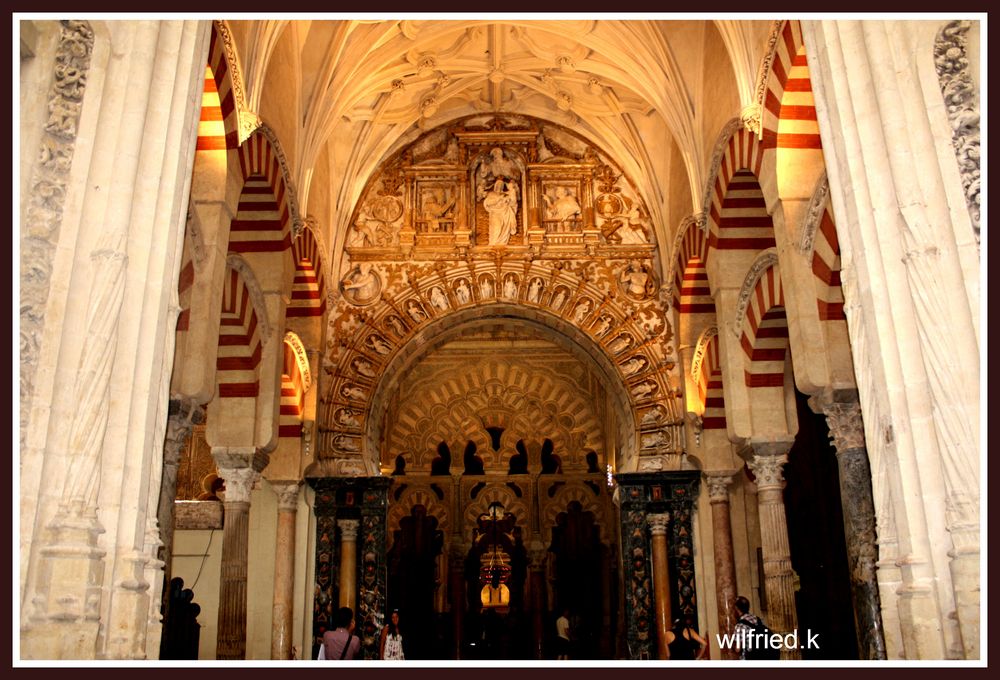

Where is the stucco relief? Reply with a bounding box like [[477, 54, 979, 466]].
[[733, 249, 780, 336], [21, 20, 94, 443], [935, 21, 980, 242], [799, 172, 830, 255]]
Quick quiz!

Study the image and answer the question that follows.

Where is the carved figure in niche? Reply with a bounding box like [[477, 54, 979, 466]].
[[592, 314, 613, 337], [406, 300, 427, 323], [336, 408, 361, 429], [618, 260, 657, 300], [354, 201, 397, 247], [346, 219, 375, 248], [631, 380, 658, 400], [527, 277, 544, 304], [392, 454, 407, 476], [608, 333, 633, 354], [334, 435, 360, 452], [341, 383, 367, 402], [543, 186, 582, 229], [420, 187, 456, 232], [480, 276, 495, 299], [572, 298, 592, 324], [477, 147, 518, 196], [509, 440, 530, 474], [463, 441, 485, 475], [454, 278, 472, 305], [641, 429, 669, 449], [341, 264, 381, 305], [384, 315, 408, 338], [502, 274, 518, 299], [621, 355, 647, 377], [484, 178, 519, 245], [429, 286, 449, 311], [641, 405, 664, 426], [352, 357, 377, 379], [550, 287, 567, 311], [540, 439, 562, 474], [366, 334, 392, 355], [431, 442, 451, 475]]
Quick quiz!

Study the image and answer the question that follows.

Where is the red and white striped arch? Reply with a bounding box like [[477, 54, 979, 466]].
[[706, 128, 776, 255], [760, 20, 823, 154], [811, 197, 846, 323], [693, 329, 727, 431], [739, 263, 788, 389], [200, 25, 240, 153], [287, 227, 327, 318], [230, 131, 293, 254], [216, 266, 263, 399], [673, 219, 714, 314], [279, 340, 306, 438]]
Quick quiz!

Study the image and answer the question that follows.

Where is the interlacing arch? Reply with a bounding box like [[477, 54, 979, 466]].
[[706, 127, 775, 254], [540, 483, 611, 546], [387, 359, 603, 473], [463, 485, 531, 536], [231, 130, 294, 255], [672, 217, 714, 315], [386, 488, 450, 539], [802, 179, 846, 323], [736, 252, 787, 389]]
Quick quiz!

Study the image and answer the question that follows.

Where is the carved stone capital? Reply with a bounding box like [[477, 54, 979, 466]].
[[740, 103, 762, 137], [269, 480, 303, 512], [823, 401, 866, 453], [703, 470, 739, 503], [214, 465, 260, 504], [164, 398, 206, 460], [647, 512, 670, 536], [747, 451, 788, 492], [337, 519, 360, 542]]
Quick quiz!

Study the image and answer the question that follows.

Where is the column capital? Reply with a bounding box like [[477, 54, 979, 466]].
[[703, 469, 740, 503], [747, 451, 788, 491], [647, 512, 670, 535], [809, 391, 866, 454], [211, 446, 269, 473], [268, 480, 303, 511], [214, 465, 261, 504], [337, 518, 360, 541]]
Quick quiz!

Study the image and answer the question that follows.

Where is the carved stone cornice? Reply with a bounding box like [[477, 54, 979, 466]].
[[733, 249, 779, 336], [337, 518, 360, 541], [701, 119, 742, 218], [703, 469, 739, 503], [21, 20, 94, 443], [935, 20, 980, 242], [799, 172, 830, 255], [646, 512, 670, 535]]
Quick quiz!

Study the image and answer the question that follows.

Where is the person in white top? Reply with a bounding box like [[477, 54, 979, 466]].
[[379, 609, 405, 660], [555, 608, 571, 660]]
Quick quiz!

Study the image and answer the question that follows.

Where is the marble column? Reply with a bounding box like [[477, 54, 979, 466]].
[[337, 519, 360, 611], [647, 512, 672, 660], [213, 449, 265, 660], [155, 399, 204, 659], [529, 547, 547, 660], [747, 440, 800, 660], [811, 393, 888, 660], [269, 480, 301, 660], [704, 470, 740, 660]]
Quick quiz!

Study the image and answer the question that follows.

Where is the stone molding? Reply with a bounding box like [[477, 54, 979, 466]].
[[690, 325, 719, 389], [214, 20, 260, 144], [934, 20, 980, 242], [225, 253, 273, 348], [255, 123, 304, 237], [20, 20, 94, 444], [664, 213, 701, 301], [733, 249, 779, 336], [799, 172, 830, 255], [740, 103, 762, 138], [701, 118, 742, 218]]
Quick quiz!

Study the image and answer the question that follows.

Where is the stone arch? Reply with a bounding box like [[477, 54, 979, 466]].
[[463, 485, 531, 538], [386, 487, 450, 540]]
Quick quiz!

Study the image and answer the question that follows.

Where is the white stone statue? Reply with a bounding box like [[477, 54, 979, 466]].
[[406, 300, 427, 323], [336, 408, 361, 429], [341, 384, 367, 401], [572, 299, 591, 323], [619, 261, 652, 299], [617, 208, 649, 244], [480, 276, 495, 299], [608, 334, 632, 354], [352, 357, 376, 378], [631, 380, 657, 400], [341, 264, 380, 304], [484, 178, 519, 246], [455, 278, 471, 305], [366, 334, 392, 355], [550, 287, 567, 310], [622, 356, 647, 376], [430, 286, 449, 311], [592, 315, 613, 337], [527, 277, 543, 304], [544, 186, 582, 227], [503, 275, 518, 299], [385, 315, 407, 337]]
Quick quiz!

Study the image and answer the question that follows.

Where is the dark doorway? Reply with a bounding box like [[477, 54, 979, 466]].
[[783, 388, 860, 659]]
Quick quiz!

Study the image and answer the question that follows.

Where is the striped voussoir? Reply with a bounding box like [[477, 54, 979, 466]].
[[739, 266, 788, 389], [217, 267, 262, 399]]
